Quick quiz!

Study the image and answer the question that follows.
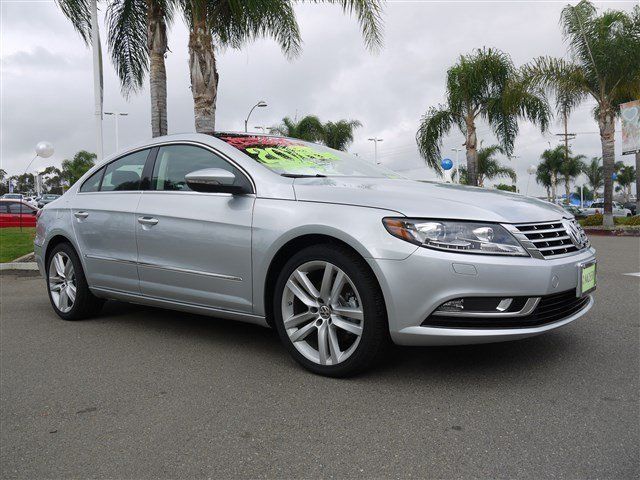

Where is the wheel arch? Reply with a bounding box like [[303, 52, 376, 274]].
[[262, 233, 387, 328], [44, 233, 77, 266]]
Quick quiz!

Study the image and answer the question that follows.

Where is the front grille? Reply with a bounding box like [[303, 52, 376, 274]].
[[511, 220, 589, 258], [422, 290, 591, 329]]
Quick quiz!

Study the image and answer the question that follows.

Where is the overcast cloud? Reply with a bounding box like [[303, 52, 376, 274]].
[[1, 0, 637, 196]]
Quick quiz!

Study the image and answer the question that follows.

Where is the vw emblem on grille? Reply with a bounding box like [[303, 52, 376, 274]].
[[564, 220, 583, 247]]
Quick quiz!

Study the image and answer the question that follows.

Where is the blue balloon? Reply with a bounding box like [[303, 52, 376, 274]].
[[612, 173, 618, 180], [441, 158, 453, 170]]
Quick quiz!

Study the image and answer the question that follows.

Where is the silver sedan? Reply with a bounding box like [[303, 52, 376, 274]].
[[35, 133, 597, 376]]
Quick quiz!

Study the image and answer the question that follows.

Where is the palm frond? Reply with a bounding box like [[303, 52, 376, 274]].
[[106, 0, 149, 95], [202, 0, 302, 58], [416, 106, 455, 174], [312, 0, 384, 51], [56, 0, 92, 44]]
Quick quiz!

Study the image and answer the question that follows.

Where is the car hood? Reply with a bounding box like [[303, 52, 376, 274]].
[[293, 178, 567, 223]]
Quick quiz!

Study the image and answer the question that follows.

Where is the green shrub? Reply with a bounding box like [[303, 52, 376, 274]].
[[579, 214, 640, 227], [581, 214, 603, 226]]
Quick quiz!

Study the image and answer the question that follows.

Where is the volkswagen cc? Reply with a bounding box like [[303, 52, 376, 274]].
[[35, 133, 596, 376]]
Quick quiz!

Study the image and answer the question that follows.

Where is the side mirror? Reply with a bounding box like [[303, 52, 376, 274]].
[[185, 168, 248, 194]]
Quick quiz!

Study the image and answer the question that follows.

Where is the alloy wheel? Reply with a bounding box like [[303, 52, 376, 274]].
[[48, 252, 76, 313], [281, 261, 364, 366]]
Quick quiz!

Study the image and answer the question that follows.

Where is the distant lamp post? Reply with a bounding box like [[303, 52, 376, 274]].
[[526, 164, 537, 196], [20, 141, 54, 230], [245, 101, 268, 133], [254, 126, 266, 133], [368, 137, 383, 164], [451, 147, 462, 183], [104, 111, 129, 151]]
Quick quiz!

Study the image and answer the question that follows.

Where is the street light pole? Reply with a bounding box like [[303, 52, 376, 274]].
[[451, 148, 462, 183], [526, 165, 537, 196], [89, 0, 103, 162], [368, 137, 383, 164], [105, 112, 129, 151], [244, 101, 268, 132]]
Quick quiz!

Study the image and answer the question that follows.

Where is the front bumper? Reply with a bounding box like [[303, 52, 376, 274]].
[[367, 246, 596, 346]]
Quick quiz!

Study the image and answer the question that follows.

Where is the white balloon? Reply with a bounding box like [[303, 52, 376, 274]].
[[36, 141, 54, 158]]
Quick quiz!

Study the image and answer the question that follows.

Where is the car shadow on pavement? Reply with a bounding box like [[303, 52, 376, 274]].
[[95, 300, 584, 382]]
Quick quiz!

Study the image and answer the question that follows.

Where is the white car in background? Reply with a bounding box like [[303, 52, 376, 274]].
[[584, 200, 632, 217]]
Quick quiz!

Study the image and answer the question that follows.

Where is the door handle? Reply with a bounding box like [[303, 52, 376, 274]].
[[74, 211, 89, 219], [138, 216, 159, 226]]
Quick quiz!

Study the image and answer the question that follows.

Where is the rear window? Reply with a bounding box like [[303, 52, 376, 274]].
[[591, 203, 603, 208]]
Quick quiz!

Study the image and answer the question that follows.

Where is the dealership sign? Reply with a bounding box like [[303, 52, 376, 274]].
[[621, 100, 639, 155]]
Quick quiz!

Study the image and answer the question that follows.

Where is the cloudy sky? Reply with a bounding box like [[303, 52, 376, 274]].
[[1, 0, 637, 196]]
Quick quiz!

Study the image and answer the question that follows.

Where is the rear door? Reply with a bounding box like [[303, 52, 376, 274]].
[[70, 149, 151, 293], [136, 144, 255, 312]]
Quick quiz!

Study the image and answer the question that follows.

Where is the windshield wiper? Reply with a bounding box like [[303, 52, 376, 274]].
[[280, 173, 327, 178]]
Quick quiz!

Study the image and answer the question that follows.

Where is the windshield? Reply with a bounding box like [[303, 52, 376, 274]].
[[214, 133, 400, 178]]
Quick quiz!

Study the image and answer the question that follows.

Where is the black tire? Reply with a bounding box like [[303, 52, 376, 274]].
[[273, 243, 388, 377], [46, 242, 104, 321]]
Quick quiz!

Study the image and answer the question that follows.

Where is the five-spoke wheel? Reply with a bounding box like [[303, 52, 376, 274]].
[[282, 260, 364, 366], [274, 244, 387, 377], [48, 252, 77, 313], [46, 242, 104, 320]]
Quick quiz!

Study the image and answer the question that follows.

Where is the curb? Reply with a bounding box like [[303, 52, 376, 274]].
[[0, 262, 39, 271]]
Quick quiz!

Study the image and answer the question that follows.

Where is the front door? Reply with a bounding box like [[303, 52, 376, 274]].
[[136, 144, 255, 313], [70, 149, 150, 293]]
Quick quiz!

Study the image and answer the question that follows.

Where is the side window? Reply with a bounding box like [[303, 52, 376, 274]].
[[0, 203, 8, 213], [8, 202, 34, 214], [80, 167, 105, 193], [101, 149, 149, 192], [151, 145, 251, 192]]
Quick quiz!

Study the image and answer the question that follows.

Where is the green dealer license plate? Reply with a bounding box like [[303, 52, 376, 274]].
[[578, 262, 597, 297]]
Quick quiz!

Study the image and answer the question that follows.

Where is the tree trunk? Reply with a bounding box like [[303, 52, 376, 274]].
[[565, 176, 571, 205], [464, 117, 479, 186], [629, 150, 640, 215], [147, 0, 168, 137], [189, 17, 218, 134], [550, 172, 557, 202], [598, 109, 616, 227]]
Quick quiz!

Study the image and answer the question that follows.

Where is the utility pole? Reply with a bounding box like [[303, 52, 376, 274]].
[[556, 110, 576, 203], [368, 137, 383, 164], [104, 111, 128, 151]]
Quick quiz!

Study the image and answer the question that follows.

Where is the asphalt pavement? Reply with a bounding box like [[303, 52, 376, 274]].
[[1, 236, 638, 479]]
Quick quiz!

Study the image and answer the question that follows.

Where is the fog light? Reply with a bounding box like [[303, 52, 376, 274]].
[[437, 299, 464, 312]]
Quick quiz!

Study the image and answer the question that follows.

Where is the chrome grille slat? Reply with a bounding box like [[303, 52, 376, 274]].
[[511, 219, 589, 259], [530, 235, 571, 243]]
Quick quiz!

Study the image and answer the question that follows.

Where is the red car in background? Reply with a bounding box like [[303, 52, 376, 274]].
[[0, 199, 39, 227]]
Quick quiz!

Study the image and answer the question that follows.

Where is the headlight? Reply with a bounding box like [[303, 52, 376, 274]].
[[382, 218, 528, 256]]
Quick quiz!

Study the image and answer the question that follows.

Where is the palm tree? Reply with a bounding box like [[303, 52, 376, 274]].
[[536, 162, 553, 201], [270, 116, 325, 143], [323, 119, 362, 151], [560, 152, 586, 204], [57, 0, 174, 137], [416, 48, 550, 186], [583, 157, 603, 198], [453, 145, 516, 187], [182, 0, 383, 133], [525, 1, 640, 226], [615, 165, 636, 202], [538, 146, 565, 201]]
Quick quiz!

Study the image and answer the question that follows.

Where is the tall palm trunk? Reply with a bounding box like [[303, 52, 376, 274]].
[[564, 175, 571, 205], [551, 172, 558, 202], [465, 117, 479, 186], [598, 108, 615, 227], [147, 0, 168, 137], [189, 15, 218, 134]]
